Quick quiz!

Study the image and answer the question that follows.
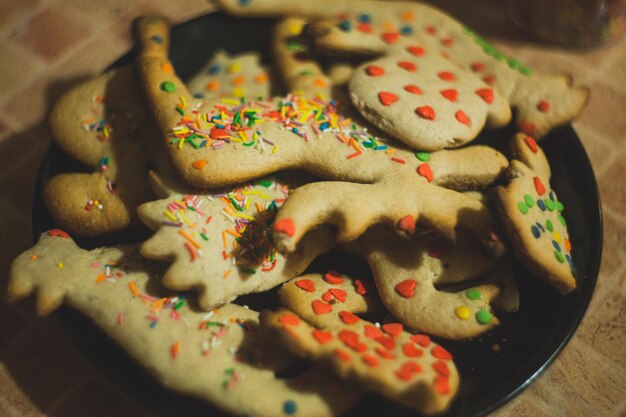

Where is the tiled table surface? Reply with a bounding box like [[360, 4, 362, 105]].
[[0, 1, 624, 416]]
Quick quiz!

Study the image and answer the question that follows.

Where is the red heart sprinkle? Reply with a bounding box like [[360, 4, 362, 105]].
[[354, 279, 367, 295], [378, 91, 399, 106], [357, 22, 373, 33], [524, 135, 538, 153], [375, 346, 395, 359], [361, 353, 380, 367], [381, 32, 399, 44], [395, 279, 417, 298], [519, 120, 537, 135], [382, 323, 403, 336], [417, 163, 433, 182], [364, 324, 383, 339], [366, 65, 385, 76], [324, 270, 344, 285], [47, 229, 70, 238], [407, 45, 425, 57], [455, 110, 471, 126], [482, 74, 496, 85], [210, 128, 230, 139], [312, 299, 332, 315], [432, 360, 450, 376], [375, 335, 396, 350], [476, 88, 494, 104], [434, 375, 450, 394], [440, 89, 458, 102], [338, 329, 367, 352], [295, 279, 315, 292], [440, 37, 454, 46], [396, 215, 415, 235], [437, 71, 455, 81], [403, 342, 424, 358], [537, 100, 550, 112], [312, 329, 333, 344], [424, 26, 437, 35], [404, 85, 423, 95], [395, 368, 414, 381], [339, 311, 360, 325], [402, 360, 423, 373], [415, 105, 435, 120], [411, 333, 431, 347], [321, 290, 333, 303], [397, 61, 416, 72], [279, 313, 300, 326], [334, 348, 352, 362], [432, 345, 453, 361], [471, 62, 485, 72], [534, 176, 546, 195], [274, 218, 295, 237], [329, 288, 347, 303]]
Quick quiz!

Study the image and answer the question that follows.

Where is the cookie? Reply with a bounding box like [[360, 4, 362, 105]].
[[262, 272, 460, 414], [273, 17, 332, 97], [348, 47, 511, 151], [216, 0, 589, 139], [187, 49, 271, 100], [344, 226, 500, 340], [494, 134, 576, 294], [134, 17, 506, 255], [45, 66, 158, 236], [137, 171, 335, 310], [7, 231, 361, 417]]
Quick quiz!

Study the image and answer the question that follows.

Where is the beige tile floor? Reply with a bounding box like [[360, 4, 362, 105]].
[[0, 1, 624, 416]]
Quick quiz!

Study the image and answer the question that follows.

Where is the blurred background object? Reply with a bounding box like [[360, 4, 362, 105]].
[[505, 0, 626, 48]]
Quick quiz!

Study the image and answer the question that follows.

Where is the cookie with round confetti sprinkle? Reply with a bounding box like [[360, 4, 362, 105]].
[[344, 226, 501, 340], [137, 172, 335, 310], [187, 49, 271, 100], [262, 272, 460, 414], [8, 231, 361, 417], [216, 0, 589, 139], [45, 66, 167, 236], [494, 141, 576, 294], [272, 16, 333, 98]]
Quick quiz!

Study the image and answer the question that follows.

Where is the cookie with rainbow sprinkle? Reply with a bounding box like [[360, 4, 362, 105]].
[[187, 49, 271, 100], [7, 231, 362, 417], [215, 0, 589, 140], [134, 17, 507, 254], [45, 66, 160, 236], [261, 272, 460, 414], [494, 134, 576, 294], [137, 171, 335, 310]]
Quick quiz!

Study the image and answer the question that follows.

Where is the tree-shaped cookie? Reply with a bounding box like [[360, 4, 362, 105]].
[[261, 272, 460, 414], [494, 133, 576, 294], [216, 0, 589, 140], [7, 231, 362, 417], [134, 17, 507, 252], [187, 49, 271, 100], [137, 171, 335, 310]]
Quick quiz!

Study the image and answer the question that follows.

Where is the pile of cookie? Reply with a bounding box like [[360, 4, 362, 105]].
[[8, 1, 587, 416]]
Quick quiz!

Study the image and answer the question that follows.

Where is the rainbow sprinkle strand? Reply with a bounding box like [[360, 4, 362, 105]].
[[169, 93, 392, 159]]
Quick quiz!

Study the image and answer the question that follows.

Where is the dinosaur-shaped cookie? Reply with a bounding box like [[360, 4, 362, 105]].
[[216, 0, 589, 142], [137, 171, 335, 310], [262, 272, 460, 414], [7, 231, 362, 417], [134, 17, 507, 252]]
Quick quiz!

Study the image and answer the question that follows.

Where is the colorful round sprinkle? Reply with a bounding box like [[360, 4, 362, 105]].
[[524, 194, 535, 207], [465, 288, 481, 300], [283, 400, 298, 415], [160, 81, 176, 92], [517, 202, 529, 214], [455, 306, 471, 320], [415, 151, 430, 162], [476, 309, 492, 324]]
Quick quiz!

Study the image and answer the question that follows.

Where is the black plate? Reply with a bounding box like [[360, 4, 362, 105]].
[[33, 12, 602, 417]]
